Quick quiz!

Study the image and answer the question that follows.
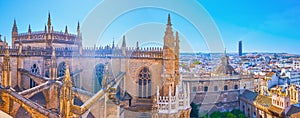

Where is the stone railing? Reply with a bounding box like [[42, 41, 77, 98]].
[[0, 45, 164, 59], [181, 74, 253, 81], [157, 94, 189, 114], [157, 83, 190, 114]]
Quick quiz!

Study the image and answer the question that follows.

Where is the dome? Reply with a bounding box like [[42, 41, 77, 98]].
[[214, 53, 238, 75]]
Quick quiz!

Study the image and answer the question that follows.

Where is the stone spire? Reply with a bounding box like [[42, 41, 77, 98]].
[[162, 14, 176, 96], [28, 24, 32, 39], [12, 19, 18, 33], [163, 14, 175, 51], [167, 13, 172, 26], [63, 62, 71, 84], [122, 35, 126, 48], [50, 46, 57, 80], [77, 21, 80, 34], [2, 43, 11, 88], [65, 25, 68, 34], [122, 35, 126, 55], [136, 41, 139, 50], [47, 12, 51, 33], [12, 19, 18, 46], [4, 36, 6, 45], [59, 61, 73, 117], [112, 40, 115, 49], [44, 25, 47, 33], [214, 48, 237, 75], [28, 24, 31, 33]]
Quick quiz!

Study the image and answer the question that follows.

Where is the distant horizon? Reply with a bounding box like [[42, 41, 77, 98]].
[[0, 0, 299, 54], [180, 51, 299, 55]]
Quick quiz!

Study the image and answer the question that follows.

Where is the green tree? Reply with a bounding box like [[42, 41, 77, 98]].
[[210, 111, 221, 118], [237, 114, 246, 118], [190, 102, 199, 118], [230, 109, 243, 116], [226, 113, 237, 118]]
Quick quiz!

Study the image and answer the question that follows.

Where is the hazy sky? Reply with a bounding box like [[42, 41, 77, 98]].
[[0, 0, 299, 54]]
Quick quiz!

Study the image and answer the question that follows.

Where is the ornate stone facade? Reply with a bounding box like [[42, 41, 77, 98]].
[[0, 13, 190, 118], [183, 52, 255, 114]]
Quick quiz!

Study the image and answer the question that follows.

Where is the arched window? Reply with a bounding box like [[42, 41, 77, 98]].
[[214, 86, 218, 91], [224, 85, 228, 91], [30, 64, 39, 88], [204, 86, 208, 92], [95, 64, 105, 88], [234, 85, 238, 90], [45, 70, 49, 78], [138, 67, 151, 98], [247, 108, 250, 117], [58, 62, 66, 77], [193, 87, 197, 92]]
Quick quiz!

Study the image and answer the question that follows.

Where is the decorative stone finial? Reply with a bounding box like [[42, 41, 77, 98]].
[[28, 24, 32, 34], [12, 19, 18, 32], [167, 13, 172, 26], [122, 35, 126, 48], [65, 25, 68, 34]]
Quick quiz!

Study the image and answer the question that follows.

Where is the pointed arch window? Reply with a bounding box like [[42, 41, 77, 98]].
[[138, 67, 151, 98], [204, 86, 208, 92], [30, 64, 39, 88], [224, 85, 228, 91], [95, 64, 105, 88], [58, 62, 66, 77]]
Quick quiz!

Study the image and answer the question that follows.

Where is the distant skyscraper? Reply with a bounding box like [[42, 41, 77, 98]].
[[238, 41, 242, 56]]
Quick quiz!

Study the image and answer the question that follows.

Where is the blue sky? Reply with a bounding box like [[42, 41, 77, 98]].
[[0, 0, 299, 54]]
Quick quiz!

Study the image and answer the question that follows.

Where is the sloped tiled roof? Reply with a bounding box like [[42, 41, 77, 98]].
[[286, 105, 300, 116], [255, 95, 272, 108], [240, 90, 258, 102]]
